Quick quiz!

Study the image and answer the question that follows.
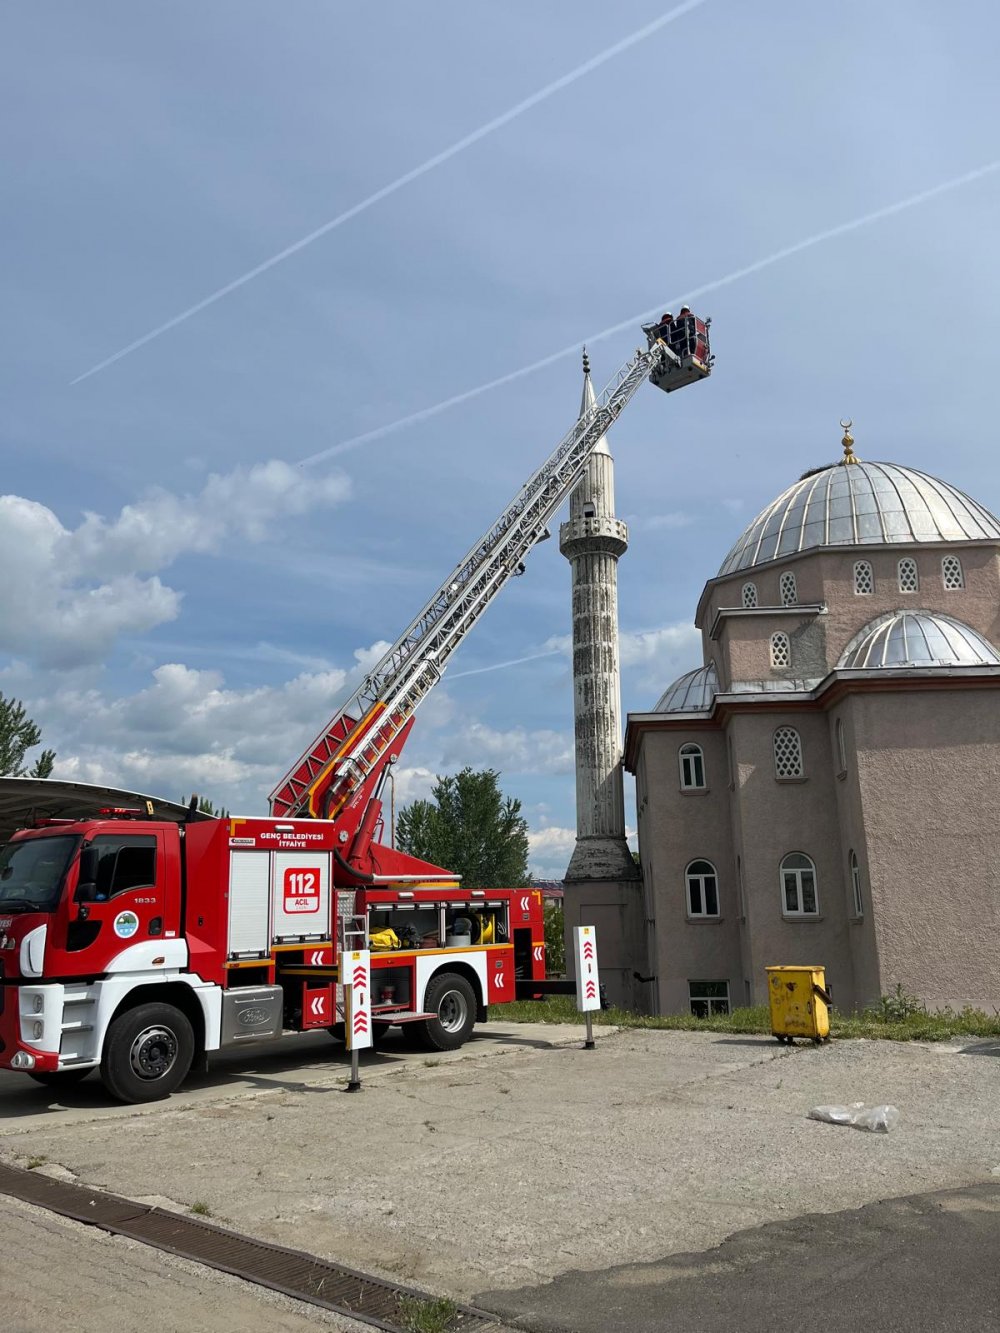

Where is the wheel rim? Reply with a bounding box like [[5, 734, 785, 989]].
[[437, 989, 468, 1033], [129, 1025, 179, 1081]]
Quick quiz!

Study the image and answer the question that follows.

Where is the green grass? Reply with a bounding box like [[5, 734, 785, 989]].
[[397, 1295, 458, 1333], [189, 1200, 213, 1217], [499, 994, 1000, 1043], [26, 1156, 47, 1170]]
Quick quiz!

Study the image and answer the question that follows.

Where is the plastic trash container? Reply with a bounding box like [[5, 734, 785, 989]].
[[766, 965, 831, 1044]]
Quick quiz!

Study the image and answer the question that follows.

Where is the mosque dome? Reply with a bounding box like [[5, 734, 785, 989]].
[[718, 458, 1000, 577], [838, 612, 1000, 671], [655, 661, 718, 713]]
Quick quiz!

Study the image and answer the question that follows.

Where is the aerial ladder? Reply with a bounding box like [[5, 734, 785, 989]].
[[269, 314, 712, 883]]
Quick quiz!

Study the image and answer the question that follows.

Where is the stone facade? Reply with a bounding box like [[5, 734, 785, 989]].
[[624, 453, 1000, 1016]]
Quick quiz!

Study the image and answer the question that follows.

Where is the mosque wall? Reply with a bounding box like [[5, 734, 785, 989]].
[[826, 700, 883, 1008], [635, 727, 739, 1014], [849, 687, 1000, 1011], [726, 710, 856, 1008], [818, 544, 1000, 663]]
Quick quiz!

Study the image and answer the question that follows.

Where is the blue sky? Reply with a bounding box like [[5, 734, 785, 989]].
[[2, 2, 999, 876]]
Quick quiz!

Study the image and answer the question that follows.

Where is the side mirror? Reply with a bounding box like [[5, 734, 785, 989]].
[[74, 847, 100, 903]]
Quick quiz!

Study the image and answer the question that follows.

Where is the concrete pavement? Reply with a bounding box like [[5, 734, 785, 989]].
[[2, 1024, 999, 1330]]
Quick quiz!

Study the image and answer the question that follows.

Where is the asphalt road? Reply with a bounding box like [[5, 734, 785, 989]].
[[480, 1181, 1000, 1333]]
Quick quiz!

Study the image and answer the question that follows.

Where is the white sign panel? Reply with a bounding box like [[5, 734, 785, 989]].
[[573, 925, 600, 1012], [271, 851, 331, 941], [342, 948, 372, 1051]]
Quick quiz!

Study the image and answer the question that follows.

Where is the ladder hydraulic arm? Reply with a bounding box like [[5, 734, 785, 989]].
[[270, 328, 708, 863]]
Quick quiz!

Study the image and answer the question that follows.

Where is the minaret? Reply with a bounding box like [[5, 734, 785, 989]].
[[559, 351, 643, 1007]]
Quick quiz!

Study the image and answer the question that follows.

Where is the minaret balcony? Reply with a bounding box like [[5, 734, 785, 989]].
[[559, 515, 629, 560]]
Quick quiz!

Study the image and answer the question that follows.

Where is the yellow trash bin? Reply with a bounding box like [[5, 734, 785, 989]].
[[766, 966, 831, 1044]]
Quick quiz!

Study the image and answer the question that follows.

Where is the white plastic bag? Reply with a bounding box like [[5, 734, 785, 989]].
[[807, 1102, 899, 1133]]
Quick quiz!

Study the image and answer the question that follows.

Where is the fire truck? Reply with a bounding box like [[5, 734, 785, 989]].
[[0, 318, 711, 1103]]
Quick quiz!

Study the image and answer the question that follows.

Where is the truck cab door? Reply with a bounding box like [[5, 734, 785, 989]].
[[61, 831, 177, 969]]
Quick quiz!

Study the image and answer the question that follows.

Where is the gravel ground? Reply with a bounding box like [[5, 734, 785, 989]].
[[2, 1025, 998, 1304]]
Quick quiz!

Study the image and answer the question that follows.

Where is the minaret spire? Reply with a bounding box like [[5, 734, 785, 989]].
[[559, 352, 642, 1006]]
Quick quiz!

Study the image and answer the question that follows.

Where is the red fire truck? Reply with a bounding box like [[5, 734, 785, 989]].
[[0, 319, 711, 1102]]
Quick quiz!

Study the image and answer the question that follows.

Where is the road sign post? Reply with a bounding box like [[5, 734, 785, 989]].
[[341, 948, 372, 1092], [573, 925, 600, 1051]]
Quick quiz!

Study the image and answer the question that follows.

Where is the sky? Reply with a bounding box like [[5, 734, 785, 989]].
[[3, 2, 1000, 878]]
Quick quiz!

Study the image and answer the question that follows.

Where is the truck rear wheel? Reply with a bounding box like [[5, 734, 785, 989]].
[[417, 972, 477, 1052], [100, 1002, 195, 1104]]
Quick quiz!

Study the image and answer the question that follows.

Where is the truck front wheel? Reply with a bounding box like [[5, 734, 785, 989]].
[[418, 972, 477, 1052], [101, 1003, 195, 1104]]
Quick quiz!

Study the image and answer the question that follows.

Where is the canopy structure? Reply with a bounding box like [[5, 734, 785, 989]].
[[0, 777, 207, 844]]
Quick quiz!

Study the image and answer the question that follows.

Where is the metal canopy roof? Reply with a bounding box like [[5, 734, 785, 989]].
[[718, 461, 1000, 576], [838, 611, 1000, 670], [655, 661, 718, 713], [0, 778, 207, 844]]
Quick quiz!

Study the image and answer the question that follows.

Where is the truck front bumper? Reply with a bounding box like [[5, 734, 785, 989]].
[[0, 984, 61, 1073]]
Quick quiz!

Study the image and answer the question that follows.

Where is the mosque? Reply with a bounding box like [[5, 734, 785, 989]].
[[561, 364, 1000, 1016]]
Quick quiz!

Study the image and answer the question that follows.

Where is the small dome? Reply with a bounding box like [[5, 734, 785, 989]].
[[719, 461, 1000, 576], [655, 661, 718, 712], [838, 612, 1000, 670]]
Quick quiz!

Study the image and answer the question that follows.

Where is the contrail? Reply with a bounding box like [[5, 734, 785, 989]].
[[448, 648, 563, 681], [69, 0, 710, 386], [299, 158, 1000, 467]]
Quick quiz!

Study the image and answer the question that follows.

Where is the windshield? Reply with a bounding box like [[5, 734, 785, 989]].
[[0, 835, 79, 912]]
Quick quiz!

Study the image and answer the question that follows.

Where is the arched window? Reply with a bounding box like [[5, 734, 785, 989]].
[[770, 631, 790, 668], [849, 850, 864, 917], [779, 570, 798, 606], [942, 555, 964, 590], [897, 557, 918, 593], [686, 859, 719, 917], [853, 560, 874, 595], [836, 718, 847, 775], [773, 726, 803, 778], [678, 743, 706, 790], [742, 581, 758, 608], [780, 852, 819, 916]]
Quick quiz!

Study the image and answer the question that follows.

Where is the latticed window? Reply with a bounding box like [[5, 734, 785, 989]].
[[854, 560, 874, 595], [773, 726, 803, 778], [742, 581, 758, 608], [850, 850, 864, 917], [686, 860, 719, 917], [942, 555, 964, 590], [678, 743, 705, 790], [779, 570, 797, 606], [898, 557, 918, 592], [780, 852, 818, 916], [770, 631, 790, 668]]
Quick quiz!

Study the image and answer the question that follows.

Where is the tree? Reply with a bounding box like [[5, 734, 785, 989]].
[[187, 794, 230, 819], [397, 767, 530, 888], [0, 693, 55, 779]]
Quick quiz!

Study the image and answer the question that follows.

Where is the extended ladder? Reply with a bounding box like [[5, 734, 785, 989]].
[[270, 338, 683, 819]]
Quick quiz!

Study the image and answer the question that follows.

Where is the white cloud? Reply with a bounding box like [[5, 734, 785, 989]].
[[0, 461, 350, 669], [527, 823, 576, 880], [618, 623, 700, 669], [441, 720, 574, 776]]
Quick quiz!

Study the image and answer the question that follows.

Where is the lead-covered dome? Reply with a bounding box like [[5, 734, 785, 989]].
[[719, 460, 1000, 576], [838, 612, 1000, 670], [655, 661, 718, 712]]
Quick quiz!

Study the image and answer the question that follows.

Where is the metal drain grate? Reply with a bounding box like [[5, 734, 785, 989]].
[[0, 1162, 497, 1332]]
